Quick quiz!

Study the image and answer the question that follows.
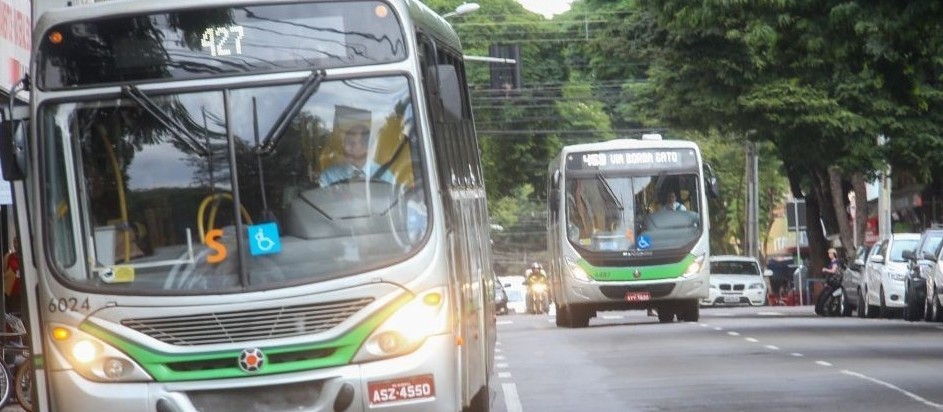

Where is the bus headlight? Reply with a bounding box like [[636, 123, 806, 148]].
[[566, 258, 591, 282], [682, 254, 706, 278], [353, 287, 448, 363], [48, 324, 152, 382]]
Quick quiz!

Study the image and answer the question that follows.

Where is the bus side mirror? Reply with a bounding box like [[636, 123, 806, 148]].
[[703, 163, 720, 199], [0, 106, 28, 181]]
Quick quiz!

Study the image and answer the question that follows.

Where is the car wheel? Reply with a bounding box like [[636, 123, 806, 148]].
[[904, 288, 921, 322], [569, 305, 592, 328], [879, 287, 889, 319], [840, 289, 853, 317], [857, 288, 866, 318]]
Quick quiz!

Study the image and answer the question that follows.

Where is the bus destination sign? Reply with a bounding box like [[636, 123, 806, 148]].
[[566, 148, 698, 171]]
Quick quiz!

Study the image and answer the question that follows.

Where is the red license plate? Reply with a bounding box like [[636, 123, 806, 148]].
[[625, 291, 651, 302], [368, 374, 436, 405]]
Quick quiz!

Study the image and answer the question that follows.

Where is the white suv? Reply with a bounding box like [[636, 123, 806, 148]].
[[863, 233, 920, 318], [703, 255, 767, 306]]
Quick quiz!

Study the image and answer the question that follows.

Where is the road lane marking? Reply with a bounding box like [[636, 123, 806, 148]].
[[502, 382, 524, 412], [497, 363, 509, 368], [815, 361, 832, 367], [727, 331, 740, 336], [757, 311, 785, 316], [791, 353, 804, 357], [498, 372, 512, 379], [765, 345, 780, 351], [600, 315, 623, 320], [745, 337, 758, 343], [698, 323, 709, 327], [842, 370, 943, 410], [496, 355, 505, 360], [497, 320, 513, 325], [713, 327, 723, 331]]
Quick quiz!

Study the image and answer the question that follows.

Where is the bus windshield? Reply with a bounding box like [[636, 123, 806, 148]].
[[41, 75, 428, 293], [565, 172, 702, 253]]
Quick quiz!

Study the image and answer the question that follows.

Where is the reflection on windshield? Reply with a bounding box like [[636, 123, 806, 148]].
[[43, 75, 428, 294], [566, 173, 701, 253]]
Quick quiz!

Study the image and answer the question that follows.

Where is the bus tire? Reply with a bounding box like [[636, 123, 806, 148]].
[[657, 306, 675, 323], [677, 300, 699, 322], [555, 303, 571, 327], [465, 381, 490, 412], [569, 305, 592, 328]]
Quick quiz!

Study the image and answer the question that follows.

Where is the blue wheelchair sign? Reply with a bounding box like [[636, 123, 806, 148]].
[[637, 234, 652, 250], [248, 222, 282, 256]]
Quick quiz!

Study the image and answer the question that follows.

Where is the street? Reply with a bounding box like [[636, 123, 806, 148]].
[[489, 306, 943, 412]]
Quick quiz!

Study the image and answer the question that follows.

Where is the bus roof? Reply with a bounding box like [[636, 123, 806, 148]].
[[559, 138, 701, 154], [34, 0, 461, 52]]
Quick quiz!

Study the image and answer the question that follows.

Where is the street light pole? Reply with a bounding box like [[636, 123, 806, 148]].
[[442, 2, 480, 19]]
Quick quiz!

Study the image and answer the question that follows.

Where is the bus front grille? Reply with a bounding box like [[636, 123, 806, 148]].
[[120, 297, 374, 345]]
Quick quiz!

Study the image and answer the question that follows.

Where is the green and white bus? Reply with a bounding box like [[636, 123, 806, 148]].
[[2, 0, 495, 410], [547, 135, 717, 327]]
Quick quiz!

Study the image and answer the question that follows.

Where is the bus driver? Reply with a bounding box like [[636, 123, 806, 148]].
[[319, 124, 395, 186]]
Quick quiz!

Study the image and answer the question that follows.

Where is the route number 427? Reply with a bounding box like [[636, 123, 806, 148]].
[[48, 297, 90, 313]]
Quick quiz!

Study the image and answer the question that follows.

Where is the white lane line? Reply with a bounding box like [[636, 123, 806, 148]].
[[745, 337, 758, 343], [842, 370, 943, 410], [496, 348, 502, 353], [698, 323, 709, 327], [502, 382, 524, 412], [757, 311, 785, 316], [496, 363, 509, 368], [791, 353, 804, 357], [497, 320, 513, 325], [714, 327, 724, 331], [727, 331, 740, 336], [815, 361, 832, 367], [765, 345, 780, 351], [495, 355, 505, 361], [498, 372, 512, 379]]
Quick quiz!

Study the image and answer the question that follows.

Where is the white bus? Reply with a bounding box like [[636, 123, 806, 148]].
[[547, 136, 717, 327], [1, 0, 496, 410]]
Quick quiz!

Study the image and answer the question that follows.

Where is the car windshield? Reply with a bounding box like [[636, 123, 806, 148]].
[[565, 173, 701, 253], [710, 261, 760, 275], [889, 239, 919, 262], [41, 75, 428, 294]]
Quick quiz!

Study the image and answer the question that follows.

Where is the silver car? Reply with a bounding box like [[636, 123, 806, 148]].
[[862, 233, 920, 318]]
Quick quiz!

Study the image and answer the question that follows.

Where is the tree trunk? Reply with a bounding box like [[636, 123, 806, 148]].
[[851, 172, 868, 253], [828, 166, 854, 259]]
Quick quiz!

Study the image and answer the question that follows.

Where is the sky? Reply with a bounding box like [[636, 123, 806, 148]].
[[517, 0, 573, 18]]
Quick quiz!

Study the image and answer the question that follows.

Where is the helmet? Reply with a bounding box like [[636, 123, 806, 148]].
[[531, 262, 541, 270]]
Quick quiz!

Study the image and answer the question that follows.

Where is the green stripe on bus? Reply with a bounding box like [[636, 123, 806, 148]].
[[79, 293, 411, 382], [578, 254, 695, 281]]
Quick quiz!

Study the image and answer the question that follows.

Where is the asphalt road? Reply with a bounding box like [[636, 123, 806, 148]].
[[489, 305, 943, 412]]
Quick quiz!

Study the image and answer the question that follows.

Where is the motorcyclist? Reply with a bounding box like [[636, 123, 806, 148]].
[[523, 262, 549, 314], [815, 248, 843, 316]]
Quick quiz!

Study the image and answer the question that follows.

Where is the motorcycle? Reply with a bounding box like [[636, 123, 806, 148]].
[[815, 272, 844, 317], [527, 281, 550, 314]]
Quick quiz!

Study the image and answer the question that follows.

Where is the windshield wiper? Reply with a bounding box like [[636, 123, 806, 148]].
[[596, 172, 623, 210], [121, 85, 208, 156], [257, 70, 326, 154]]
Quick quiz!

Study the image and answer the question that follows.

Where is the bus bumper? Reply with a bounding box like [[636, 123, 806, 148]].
[[562, 272, 709, 307], [47, 334, 461, 412]]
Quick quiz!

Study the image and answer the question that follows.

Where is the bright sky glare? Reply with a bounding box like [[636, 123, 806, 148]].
[[517, 0, 573, 18]]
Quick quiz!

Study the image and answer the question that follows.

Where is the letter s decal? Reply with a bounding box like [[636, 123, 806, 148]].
[[205, 229, 227, 263]]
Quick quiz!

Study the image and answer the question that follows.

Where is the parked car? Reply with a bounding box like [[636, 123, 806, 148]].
[[702, 255, 767, 306], [841, 244, 872, 317], [498, 276, 527, 314], [863, 233, 920, 318], [924, 236, 943, 322], [494, 276, 509, 315], [902, 228, 943, 321]]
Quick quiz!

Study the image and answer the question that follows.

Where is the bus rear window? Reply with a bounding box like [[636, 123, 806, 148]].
[[37, 1, 406, 89]]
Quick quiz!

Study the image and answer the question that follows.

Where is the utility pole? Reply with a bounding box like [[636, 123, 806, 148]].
[[745, 138, 759, 258], [877, 135, 892, 239]]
